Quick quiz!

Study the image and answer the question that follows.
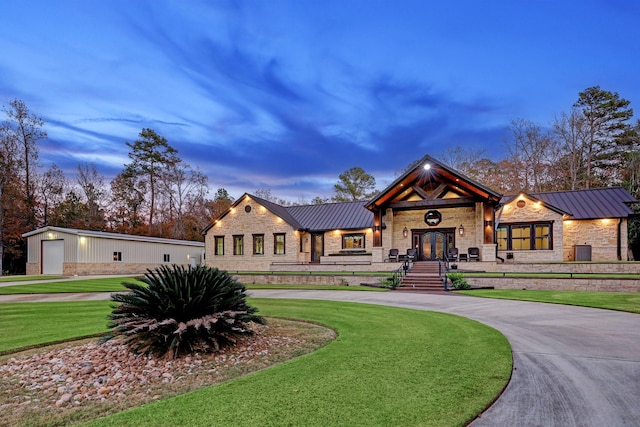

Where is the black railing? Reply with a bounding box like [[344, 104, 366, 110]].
[[390, 258, 412, 288]]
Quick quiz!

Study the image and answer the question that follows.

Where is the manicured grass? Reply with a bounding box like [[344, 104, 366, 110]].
[[0, 299, 512, 426], [0, 275, 62, 282], [459, 289, 640, 314], [0, 279, 386, 294], [83, 299, 511, 427], [0, 301, 112, 352], [0, 277, 141, 294]]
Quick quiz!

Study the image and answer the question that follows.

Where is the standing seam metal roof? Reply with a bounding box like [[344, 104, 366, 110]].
[[503, 187, 636, 219], [286, 201, 374, 230]]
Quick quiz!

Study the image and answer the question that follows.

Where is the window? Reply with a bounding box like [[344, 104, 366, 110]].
[[535, 224, 551, 250], [497, 222, 553, 250], [233, 235, 244, 255], [274, 233, 286, 255], [113, 251, 122, 262], [511, 225, 531, 250], [342, 233, 365, 249], [163, 254, 170, 262], [214, 236, 224, 256], [253, 234, 264, 255]]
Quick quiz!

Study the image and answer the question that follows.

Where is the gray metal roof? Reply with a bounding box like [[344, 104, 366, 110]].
[[22, 226, 205, 246], [503, 187, 636, 220], [286, 201, 374, 231]]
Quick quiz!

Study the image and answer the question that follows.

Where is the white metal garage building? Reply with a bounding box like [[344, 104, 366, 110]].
[[23, 226, 205, 276]]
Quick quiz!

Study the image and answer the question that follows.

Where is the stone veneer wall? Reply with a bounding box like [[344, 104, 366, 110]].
[[232, 274, 388, 287], [458, 261, 640, 274], [204, 198, 304, 271], [497, 197, 564, 262], [562, 219, 627, 261], [26, 262, 191, 276], [391, 207, 476, 254], [466, 276, 640, 292]]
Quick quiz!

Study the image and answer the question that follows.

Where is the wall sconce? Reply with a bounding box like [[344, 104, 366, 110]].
[[403, 227, 408, 238], [458, 225, 464, 236], [373, 225, 381, 232], [485, 220, 493, 227]]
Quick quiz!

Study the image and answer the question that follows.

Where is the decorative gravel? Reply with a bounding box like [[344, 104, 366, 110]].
[[0, 320, 334, 426]]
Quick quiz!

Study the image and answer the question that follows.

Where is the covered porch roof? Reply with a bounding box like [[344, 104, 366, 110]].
[[366, 154, 502, 212]]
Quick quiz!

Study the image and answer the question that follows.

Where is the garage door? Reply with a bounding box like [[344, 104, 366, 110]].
[[42, 240, 64, 275]]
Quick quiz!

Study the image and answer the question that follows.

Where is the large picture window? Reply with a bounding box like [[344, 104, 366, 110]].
[[233, 235, 244, 255], [253, 234, 264, 255], [274, 233, 286, 255], [497, 222, 552, 251], [342, 233, 365, 249], [214, 236, 224, 256]]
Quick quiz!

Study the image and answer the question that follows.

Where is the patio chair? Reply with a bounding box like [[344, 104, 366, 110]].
[[406, 248, 417, 262], [447, 247, 458, 262], [468, 247, 480, 261], [388, 248, 399, 262]]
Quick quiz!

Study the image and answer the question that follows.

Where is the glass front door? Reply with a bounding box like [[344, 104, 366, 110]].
[[311, 233, 323, 263], [421, 231, 446, 260]]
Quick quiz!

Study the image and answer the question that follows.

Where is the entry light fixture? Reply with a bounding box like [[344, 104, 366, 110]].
[[458, 225, 464, 236], [373, 225, 381, 232], [403, 227, 408, 238], [485, 220, 493, 227]]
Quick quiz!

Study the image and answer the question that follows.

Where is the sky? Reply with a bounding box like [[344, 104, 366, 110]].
[[1, 0, 639, 202]]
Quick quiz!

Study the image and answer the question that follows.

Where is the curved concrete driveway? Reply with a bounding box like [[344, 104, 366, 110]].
[[248, 290, 640, 427], [1, 289, 639, 426]]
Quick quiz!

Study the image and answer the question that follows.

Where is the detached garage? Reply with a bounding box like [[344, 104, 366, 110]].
[[23, 226, 205, 276]]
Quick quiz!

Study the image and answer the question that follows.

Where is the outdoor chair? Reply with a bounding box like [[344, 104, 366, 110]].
[[447, 247, 458, 262], [406, 248, 417, 262], [388, 248, 399, 262], [468, 247, 480, 261]]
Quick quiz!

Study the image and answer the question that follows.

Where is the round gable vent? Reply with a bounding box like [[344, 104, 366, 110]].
[[245, 205, 252, 213]]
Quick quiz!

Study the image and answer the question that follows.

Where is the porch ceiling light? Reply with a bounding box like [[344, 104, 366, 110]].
[[423, 163, 431, 170], [403, 227, 408, 238], [458, 225, 464, 236]]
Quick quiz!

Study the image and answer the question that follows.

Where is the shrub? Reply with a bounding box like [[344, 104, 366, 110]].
[[447, 272, 471, 290], [105, 265, 264, 358]]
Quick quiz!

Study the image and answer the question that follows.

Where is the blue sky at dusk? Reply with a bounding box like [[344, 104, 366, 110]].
[[1, 0, 639, 202]]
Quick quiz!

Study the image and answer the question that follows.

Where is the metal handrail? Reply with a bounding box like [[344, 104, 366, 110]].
[[390, 258, 412, 288]]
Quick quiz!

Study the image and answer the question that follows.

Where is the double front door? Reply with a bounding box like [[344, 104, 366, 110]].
[[411, 229, 455, 261]]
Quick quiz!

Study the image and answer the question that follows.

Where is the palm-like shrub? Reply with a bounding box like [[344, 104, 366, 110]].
[[105, 265, 264, 358]]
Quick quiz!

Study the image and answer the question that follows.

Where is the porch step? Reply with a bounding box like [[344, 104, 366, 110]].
[[397, 261, 446, 291]]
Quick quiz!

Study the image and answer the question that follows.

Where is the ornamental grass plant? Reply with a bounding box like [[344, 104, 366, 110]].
[[105, 265, 264, 358]]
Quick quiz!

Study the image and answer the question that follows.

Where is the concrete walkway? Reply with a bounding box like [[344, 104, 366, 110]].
[[1, 288, 639, 426]]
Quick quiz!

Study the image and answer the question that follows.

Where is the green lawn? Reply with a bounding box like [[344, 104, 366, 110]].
[[0, 301, 113, 352], [0, 299, 511, 427], [0, 275, 62, 282], [0, 277, 141, 294], [0, 278, 386, 294], [460, 289, 640, 313]]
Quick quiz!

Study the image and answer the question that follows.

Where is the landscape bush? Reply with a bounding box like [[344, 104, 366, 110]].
[[105, 265, 264, 358], [448, 272, 471, 290]]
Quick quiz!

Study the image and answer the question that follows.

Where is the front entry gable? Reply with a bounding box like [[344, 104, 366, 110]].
[[366, 155, 502, 211]]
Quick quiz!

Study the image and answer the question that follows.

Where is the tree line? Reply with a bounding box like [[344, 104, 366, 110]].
[[439, 86, 639, 257], [0, 101, 234, 273], [1, 86, 638, 272]]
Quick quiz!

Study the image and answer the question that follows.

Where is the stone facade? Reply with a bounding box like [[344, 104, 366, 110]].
[[562, 219, 627, 261], [466, 276, 640, 292], [204, 197, 376, 271], [497, 195, 564, 262]]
